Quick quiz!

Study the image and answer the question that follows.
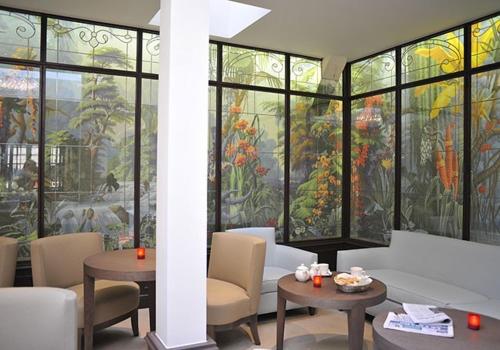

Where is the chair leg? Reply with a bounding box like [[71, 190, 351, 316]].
[[308, 307, 317, 316], [248, 314, 261, 345], [131, 309, 139, 336]]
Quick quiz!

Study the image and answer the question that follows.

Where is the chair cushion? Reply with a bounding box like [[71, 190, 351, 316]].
[[68, 280, 140, 328], [207, 278, 251, 325], [261, 266, 292, 294], [449, 300, 500, 320], [368, 269, 489, 306]]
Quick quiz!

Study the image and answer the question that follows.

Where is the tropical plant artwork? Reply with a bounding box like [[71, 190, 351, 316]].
[[351, 93, 395, 243]]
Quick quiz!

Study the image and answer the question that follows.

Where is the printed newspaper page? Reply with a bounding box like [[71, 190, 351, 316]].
[[383, 312, 454, 338]]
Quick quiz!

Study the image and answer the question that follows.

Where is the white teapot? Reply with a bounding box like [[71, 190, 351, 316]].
[[295, 264, 310, 282]]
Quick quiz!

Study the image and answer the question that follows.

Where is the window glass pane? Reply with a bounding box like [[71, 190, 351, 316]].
[[402, 29, 464, 84], [47, 18, 137, 71], [0, 64, 39, 260], [209, 43, 217, 81], [142, 32, 159, 74], [222, 46, 285, 89], [44, 70, 135, 251], [208, 86, 216, 238], [221, 88, 284, 240], [290, 96, 342, 240], [351, 51, 395, 95], [140, 78, 157, 247], [290, 56, 343, 96], [350, 93, 395, 243], [471, 69, 499, 244], [401, 78, 463, 238], [471, 15, 500, 68], [0, 9, 41, 60]]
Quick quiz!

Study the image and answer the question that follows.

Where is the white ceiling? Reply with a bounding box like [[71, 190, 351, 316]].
[[2, 0, 499, 61]]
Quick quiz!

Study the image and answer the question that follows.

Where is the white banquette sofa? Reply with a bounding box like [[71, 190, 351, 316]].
[[337, 230, 500, 319], [228, 227, 318, 314]]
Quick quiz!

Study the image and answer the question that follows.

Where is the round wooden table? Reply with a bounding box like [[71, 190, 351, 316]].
[[277, 273, 386, 350], [373, 308, 500, 350], [83, 248, 156, 350]]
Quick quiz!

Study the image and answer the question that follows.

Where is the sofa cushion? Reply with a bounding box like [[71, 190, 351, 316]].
[[368, 269, 489, 306], [261, 266, 292, 294], [207, 278, 251, 325], [449, 300, 500, 320]]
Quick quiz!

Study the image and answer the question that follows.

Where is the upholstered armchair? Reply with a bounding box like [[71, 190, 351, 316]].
[[0, 287, 78, 350], [0, 236, 18, 287], [207, 232, 266, 345], [30, 232, 140, 344], [228, 227, 318, 314]]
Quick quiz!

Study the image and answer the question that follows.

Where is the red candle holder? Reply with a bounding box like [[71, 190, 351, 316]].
[[313, 275, 322, 288], [136, 247, 146, 260], [468, 313, 480, 330]]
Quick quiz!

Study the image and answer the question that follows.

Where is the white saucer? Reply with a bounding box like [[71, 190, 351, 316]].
[[320, 270, 333, 277]]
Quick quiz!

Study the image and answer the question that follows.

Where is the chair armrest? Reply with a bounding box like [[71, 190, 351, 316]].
[[274, 244, 318, 272], [336, 247, 390, 272]]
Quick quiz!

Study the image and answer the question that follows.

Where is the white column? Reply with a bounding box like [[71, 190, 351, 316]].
[[155, 0, 209, 348]]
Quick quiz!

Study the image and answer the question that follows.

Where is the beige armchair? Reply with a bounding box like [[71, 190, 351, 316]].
[[0, 236, 18, 287], [0, 287, 78, 350], [30, 232, 140, 343], [207, 232, 266, 345]]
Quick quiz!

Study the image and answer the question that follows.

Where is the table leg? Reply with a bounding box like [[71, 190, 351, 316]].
[[148, 281, 156, 331], [84, 272, 95, 350], [347, 305, 365, 350], [276, 294, 286, 350]]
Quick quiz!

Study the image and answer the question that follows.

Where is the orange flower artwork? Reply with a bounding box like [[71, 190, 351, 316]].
[[234, 153, 247, 167], [234, 119, 248, 130]]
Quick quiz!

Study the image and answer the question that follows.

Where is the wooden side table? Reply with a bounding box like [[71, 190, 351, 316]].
[[277, 273, 386, 350], [83, 248, 156, 350], [373, 308, 500, 350]]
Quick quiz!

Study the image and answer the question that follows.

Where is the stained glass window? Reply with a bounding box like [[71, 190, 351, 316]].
[[471, 15, 500, 68], [351, 51, 396, 95], [290, 56, 343, 96], [142, 32, 159, 74], [0, 9, 41, 60]]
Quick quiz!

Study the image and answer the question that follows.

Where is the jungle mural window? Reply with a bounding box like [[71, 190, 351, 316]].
[[222, 46, 285, 89], [44, 69, 136, 251], [289, 96, 343, 240], [0, 9, 41, 61], [0, 64, 40, 260], [140, 78, 158, 248], [142, 32, 160, 74], [209, 43, 217, 81], [290, 56, 343, 96], [221, 88, 284, 238], [402, 29, 464, 84], [46, 18, 137, 71], [350, 92, 395, 244], [471, 15, 500, 68], [401, 78, 464, 239], [351, 51, 396, 95], [208, 86, 216, 237], [471, 69, 499, 245]]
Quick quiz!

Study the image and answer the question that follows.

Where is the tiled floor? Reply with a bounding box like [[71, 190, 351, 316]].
[[94, 308, 375, 349]]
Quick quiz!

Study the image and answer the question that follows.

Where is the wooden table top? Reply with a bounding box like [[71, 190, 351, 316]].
[[84, 248, 156, 282], [277, 273, 386, 310], [372, 308, 500, 350]]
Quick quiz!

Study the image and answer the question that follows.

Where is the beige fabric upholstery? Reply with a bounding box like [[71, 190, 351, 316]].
[[207, 232, 266, 325], [0, 237, 18, 287], [0, 287, 78, 350], [30, 232, 139, 328], [69, 280, 140, 328]]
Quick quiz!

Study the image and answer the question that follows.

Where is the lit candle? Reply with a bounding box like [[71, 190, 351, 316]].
[[137, 247, 146, 260], [468, 313, 480, 330], [313, 275, 322, 288]]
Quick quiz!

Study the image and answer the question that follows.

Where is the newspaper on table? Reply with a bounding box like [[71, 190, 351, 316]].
[[383, 312, 454, 338], [402, 303, 451, 324]]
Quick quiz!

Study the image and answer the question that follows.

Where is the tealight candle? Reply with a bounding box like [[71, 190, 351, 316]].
[[468, 313, 480, 330], [313, 275, 322, 288], [137, 247, 146, 260]]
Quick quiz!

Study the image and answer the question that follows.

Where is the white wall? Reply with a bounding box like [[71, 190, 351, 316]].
[[156, 0, 209, 347]]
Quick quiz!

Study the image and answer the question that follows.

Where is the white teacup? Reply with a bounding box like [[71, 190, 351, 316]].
[[350, 266, 367, 279], [318, 263, 329, 275]]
